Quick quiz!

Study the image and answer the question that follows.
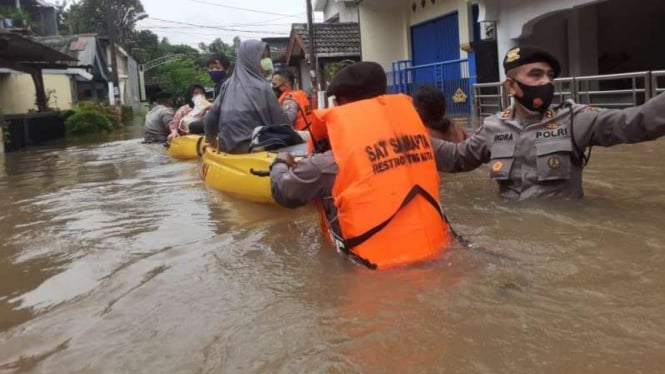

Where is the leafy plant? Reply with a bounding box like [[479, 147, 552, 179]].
[[63, 101, 129, 135], [65, 110, 112, 135], [75, 101, 122, 128], [0, 6, 30, 28]]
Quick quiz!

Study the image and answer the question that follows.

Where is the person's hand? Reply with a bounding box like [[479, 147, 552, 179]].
[[204, 136, 218, 151], [276, 152, 296, 167], [167, 129, 179, 141]]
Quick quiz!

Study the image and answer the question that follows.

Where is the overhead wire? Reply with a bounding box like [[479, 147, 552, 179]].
[[147, 17, 289, 35], [185, 0, 302, 18]]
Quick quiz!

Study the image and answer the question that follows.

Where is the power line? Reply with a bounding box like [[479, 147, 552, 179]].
[[186, 0, 302, 18], [148, 17, 289, 35]]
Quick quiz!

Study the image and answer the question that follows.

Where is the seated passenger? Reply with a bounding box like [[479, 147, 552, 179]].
[[168, 84, 210, 139], [204, 39, 288, 154]]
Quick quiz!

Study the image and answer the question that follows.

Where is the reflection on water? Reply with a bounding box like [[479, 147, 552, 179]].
[[0, 129, 664, 372]]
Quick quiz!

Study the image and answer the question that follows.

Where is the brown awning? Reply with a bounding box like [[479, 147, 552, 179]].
[[0, 31, 76, 69]]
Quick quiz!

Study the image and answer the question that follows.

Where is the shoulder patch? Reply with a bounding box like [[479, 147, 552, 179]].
[[545, 109, 554, 119], [583, 106, 601, 113]]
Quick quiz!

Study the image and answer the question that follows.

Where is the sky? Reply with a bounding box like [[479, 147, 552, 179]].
[[136, 0, 323, 49]]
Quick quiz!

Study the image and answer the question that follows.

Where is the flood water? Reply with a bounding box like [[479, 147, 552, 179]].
[[0, 126, 664, 373]]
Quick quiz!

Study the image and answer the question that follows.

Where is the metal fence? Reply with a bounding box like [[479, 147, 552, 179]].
[[652, 70, 665, 97], [474, 70, 662, 119], [388, 58, 476, 118]]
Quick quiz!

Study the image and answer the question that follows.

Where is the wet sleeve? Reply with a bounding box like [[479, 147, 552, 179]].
[[281, 97, 299, 127], [270, 152, 338, 209], [161, 109, 174, 132], [204, 93, 222, 140], [573, 93, 665, 147], [432, 128, 490, 172]]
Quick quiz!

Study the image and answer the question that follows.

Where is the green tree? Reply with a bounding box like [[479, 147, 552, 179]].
[[128, 29, 160, 63], [154, 58, 211, 104], [198, 38, 235, 57]]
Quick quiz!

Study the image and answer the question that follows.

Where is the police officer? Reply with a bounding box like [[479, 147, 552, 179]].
[[434, 45, 665, 199]]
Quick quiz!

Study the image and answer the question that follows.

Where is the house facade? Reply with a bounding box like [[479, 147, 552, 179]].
[[356, 0, 665, 119], [314, 0, 359, 23], [358, 0, 665, 79], [286, 22, 361, 95]]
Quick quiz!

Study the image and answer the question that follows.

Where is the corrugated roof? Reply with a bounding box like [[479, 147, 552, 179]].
[[33, 34, 98, 67], [290, 22, 360, 58], [262, 37, 290, 64], [33, 34, 109, 80], [0, 31, 74, 67]]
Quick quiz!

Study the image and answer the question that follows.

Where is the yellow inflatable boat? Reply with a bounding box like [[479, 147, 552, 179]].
[[165, 135, 205, 160], [200, 144, 308, 204]]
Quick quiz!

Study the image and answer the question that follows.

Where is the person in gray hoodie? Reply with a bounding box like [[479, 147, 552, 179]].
[[204, 39, 288, 154]]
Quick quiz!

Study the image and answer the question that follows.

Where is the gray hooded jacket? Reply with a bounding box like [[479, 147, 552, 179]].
[[204, 40, 288, 153]]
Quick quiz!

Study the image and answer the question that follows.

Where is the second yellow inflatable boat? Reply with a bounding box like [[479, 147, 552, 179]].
[[200, 143, 308, 204]]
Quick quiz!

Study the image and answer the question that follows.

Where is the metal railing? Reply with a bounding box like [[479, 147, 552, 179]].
[[474, 70, 661, 119], [473, 82, 506, 118], [652, 70, 665, 97], [575, 71, 650, 108], [388, 58, 475, 117]]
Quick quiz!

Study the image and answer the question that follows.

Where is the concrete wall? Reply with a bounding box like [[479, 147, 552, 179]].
[[127, 57, 141, 112], [358, 1, 409, 70], [521, 12, 571, 76], [298, 60, 313, 93], [477, 0, 605, 79], [0, 72, 75, 114], [322, 0, 359, 22], [596, 0, 665, 73], [359, 0, 474, 70]]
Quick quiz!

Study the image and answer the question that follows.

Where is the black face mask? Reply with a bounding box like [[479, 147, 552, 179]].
[[513, 80, 554, 113], [208, 70, 227, 84], [273, 85, 283, 98]]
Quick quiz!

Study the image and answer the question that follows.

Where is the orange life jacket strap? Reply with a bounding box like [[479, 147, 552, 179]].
[[343, 184, 444, 251]]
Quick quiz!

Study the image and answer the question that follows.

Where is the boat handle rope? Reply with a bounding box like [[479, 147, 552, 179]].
[[249, 168, 270, 177]]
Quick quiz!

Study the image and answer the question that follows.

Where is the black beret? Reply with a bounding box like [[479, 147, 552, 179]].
[[503, 45, 561, 78], [326, 61, 387, 101]]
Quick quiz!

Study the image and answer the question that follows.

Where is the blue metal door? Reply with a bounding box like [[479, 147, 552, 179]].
[[410, 12, 460, 87], [410, 12, 471, 116]]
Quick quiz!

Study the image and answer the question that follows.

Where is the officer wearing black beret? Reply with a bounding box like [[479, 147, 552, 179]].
[[431, 45, 665, 199]]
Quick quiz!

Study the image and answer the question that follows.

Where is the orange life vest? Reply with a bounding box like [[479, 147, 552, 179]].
[[279, 90, 312, 131], [315, 94, 451, 269]]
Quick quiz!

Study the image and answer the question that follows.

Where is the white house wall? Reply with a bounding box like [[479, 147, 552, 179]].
[[477, 0, 606, 78], [359, 2, 409, 70], [322, 0, 359, 22], [359, 0, 473, 70]]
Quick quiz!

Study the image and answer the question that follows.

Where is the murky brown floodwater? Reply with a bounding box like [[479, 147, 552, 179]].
[[0, 125, 664, 373]]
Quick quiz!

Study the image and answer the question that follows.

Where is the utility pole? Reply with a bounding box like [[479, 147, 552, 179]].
[[306, 0, 323, 108], [104, 3, 120, 106]]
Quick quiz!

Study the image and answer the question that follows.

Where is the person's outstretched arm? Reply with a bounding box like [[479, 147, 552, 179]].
[[572, 93, 665, 148], [270, 151, 338, 208]]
